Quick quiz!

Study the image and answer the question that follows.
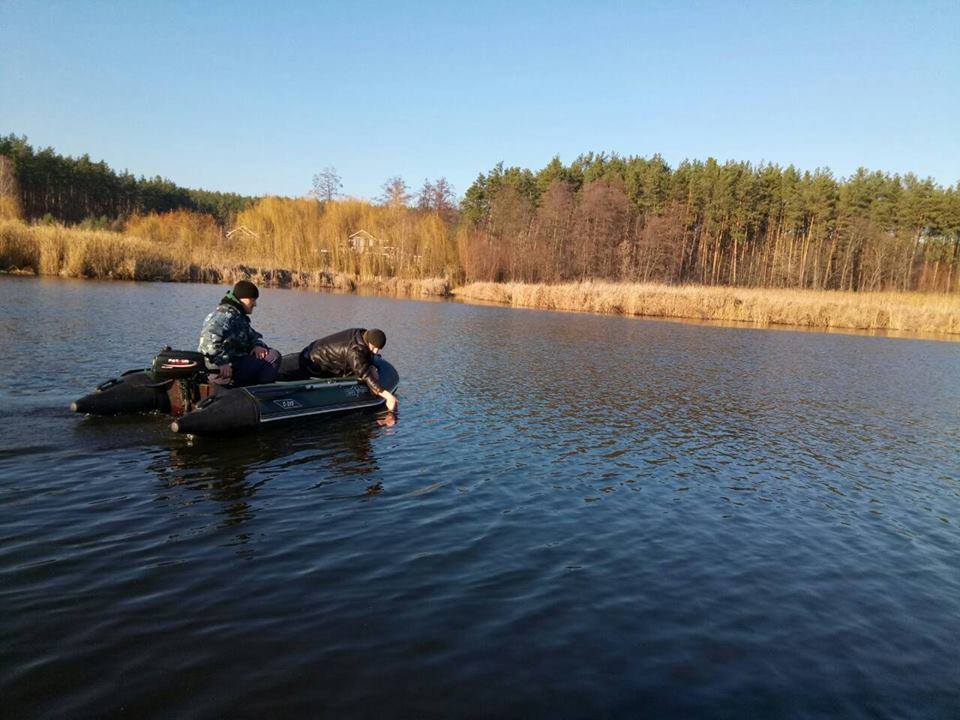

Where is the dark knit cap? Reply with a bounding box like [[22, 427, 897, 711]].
[[363, 328, 386, 349], [232, 280, 259, 299]]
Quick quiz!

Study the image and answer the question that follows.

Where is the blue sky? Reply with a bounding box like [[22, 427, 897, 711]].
[[2, 0, 958, 200]]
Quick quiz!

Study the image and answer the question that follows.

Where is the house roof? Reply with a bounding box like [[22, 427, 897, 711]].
[[226, 225, 259, 239], [348, 229, 378, 241]]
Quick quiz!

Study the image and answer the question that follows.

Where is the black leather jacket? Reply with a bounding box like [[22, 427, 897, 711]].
[[299, 328, 383, 395]]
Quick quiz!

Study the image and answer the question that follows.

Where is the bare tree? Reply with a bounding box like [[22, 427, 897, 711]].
[[532, 180, 575, 281], [310, 167, 342, 202], [572, 179, 634, 280], [379, 176, 411, 208], [417, 177, 457, 220], [488, 185, 536, 281]]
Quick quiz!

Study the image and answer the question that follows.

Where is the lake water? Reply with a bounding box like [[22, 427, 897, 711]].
[[2, 276, 959, 719]]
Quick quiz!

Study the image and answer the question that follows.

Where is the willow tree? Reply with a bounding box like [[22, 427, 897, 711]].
[[0, 155, 21, 219]]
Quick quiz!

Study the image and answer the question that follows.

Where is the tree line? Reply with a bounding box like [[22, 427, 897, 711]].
[[460, 155, 960, 292], [0, 134, 254, 225], [4, 132, 960, 292]]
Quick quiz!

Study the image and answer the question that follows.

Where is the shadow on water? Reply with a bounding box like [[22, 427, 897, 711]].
[[139, 409, 397, 534], [67, 404, 397, 549]]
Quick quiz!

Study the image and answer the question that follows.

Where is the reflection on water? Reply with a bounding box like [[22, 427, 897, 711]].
[[149, 412, 395, 539], [2, 277, 960, 719]]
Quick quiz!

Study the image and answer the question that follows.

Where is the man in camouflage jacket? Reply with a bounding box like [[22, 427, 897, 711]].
[[198, 280, 280, 386]]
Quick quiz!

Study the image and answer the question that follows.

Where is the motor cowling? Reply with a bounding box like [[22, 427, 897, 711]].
[[152, 349, 208, 380]]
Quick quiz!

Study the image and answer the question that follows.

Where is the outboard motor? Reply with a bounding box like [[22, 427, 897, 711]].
[[71, 348, 211, 416], [150, 348, 210, 415]]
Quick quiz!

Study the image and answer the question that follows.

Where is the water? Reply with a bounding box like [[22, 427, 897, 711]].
[[2, 276, 959, 719]]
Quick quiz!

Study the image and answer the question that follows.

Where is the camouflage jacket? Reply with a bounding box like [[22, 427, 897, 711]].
[[197, 296, 267, 367]]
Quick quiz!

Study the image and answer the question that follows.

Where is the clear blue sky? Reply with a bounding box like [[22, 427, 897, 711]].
[[2, 0, 958, 200]]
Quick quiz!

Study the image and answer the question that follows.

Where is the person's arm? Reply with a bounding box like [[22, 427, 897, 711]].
[[198, 312, 232, 368], [248, 319, 269, 355], [348, 346, 397, 411], [359, 367, 397, 411]]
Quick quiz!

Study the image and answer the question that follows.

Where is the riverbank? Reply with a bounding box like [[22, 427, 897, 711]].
[[453, 281, 960, 336], [0, 219, 453, 297], [4, 219, 959, 336]]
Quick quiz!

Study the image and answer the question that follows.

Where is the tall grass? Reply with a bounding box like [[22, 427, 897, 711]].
[[0, 217, 452, 296], [0, 219, 201, 280], [453, 281, 960, 336]]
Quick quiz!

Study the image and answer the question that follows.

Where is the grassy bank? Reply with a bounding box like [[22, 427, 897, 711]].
[[453, 281, 960, 336], [4, 219, 959, 336], [0, 219, 452, 297]]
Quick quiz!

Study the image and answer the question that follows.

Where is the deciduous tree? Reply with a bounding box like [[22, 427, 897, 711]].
[[310, 166, 343, 203]]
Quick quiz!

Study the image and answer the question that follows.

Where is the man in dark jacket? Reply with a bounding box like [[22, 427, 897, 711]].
[[281, 328, 398, 411], [198, 280, 281, 386]]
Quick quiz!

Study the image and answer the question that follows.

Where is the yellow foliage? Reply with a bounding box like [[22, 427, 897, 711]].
[[0, 217, 452, 297], [1, 195, 462, 289], [0, 156, 20, 221], [125, 210, 222, 252], [0, 196, 21, 221], [234, 197, 459, 279]]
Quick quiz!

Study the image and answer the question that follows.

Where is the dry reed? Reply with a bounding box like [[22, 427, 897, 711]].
[[7, 216, 956, 334], [453, 281, 960, 337], [0, 219, 451, 298]]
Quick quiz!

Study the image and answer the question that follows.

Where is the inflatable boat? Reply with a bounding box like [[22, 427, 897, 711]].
[[71, 349, 399, 436]]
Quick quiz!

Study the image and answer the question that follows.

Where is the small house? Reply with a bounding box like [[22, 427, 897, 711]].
[[348, 230, 380, 253]]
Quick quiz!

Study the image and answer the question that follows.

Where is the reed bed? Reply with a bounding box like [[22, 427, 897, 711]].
[[0, 219, 451, 298], [453, 281, 960, 336], [5, 218, 957, 332]]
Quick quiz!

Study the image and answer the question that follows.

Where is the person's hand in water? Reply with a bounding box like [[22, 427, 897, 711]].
[[381, 390, 398, 412], [377, 414, 396, 428]]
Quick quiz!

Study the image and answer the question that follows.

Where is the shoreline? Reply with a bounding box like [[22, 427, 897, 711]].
[[4, 269, 959, 341], [0, 219, 455, 299], [3, 220, 959, 339], [0, 265, 454, 299], [451, 281, 960, 339]]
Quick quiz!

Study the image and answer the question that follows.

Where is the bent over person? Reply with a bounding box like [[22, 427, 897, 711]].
[[198, 280, 281, 386], [281, 328, 398, 412]]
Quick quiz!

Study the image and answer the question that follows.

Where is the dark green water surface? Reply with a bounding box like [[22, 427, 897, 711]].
[[1, 277, 959, 718]]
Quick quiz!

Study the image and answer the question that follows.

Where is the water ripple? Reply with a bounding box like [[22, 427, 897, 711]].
[[2, 278, 959, 718]]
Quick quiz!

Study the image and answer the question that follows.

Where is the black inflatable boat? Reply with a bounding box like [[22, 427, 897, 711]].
[[71, 349, 399, 436]]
